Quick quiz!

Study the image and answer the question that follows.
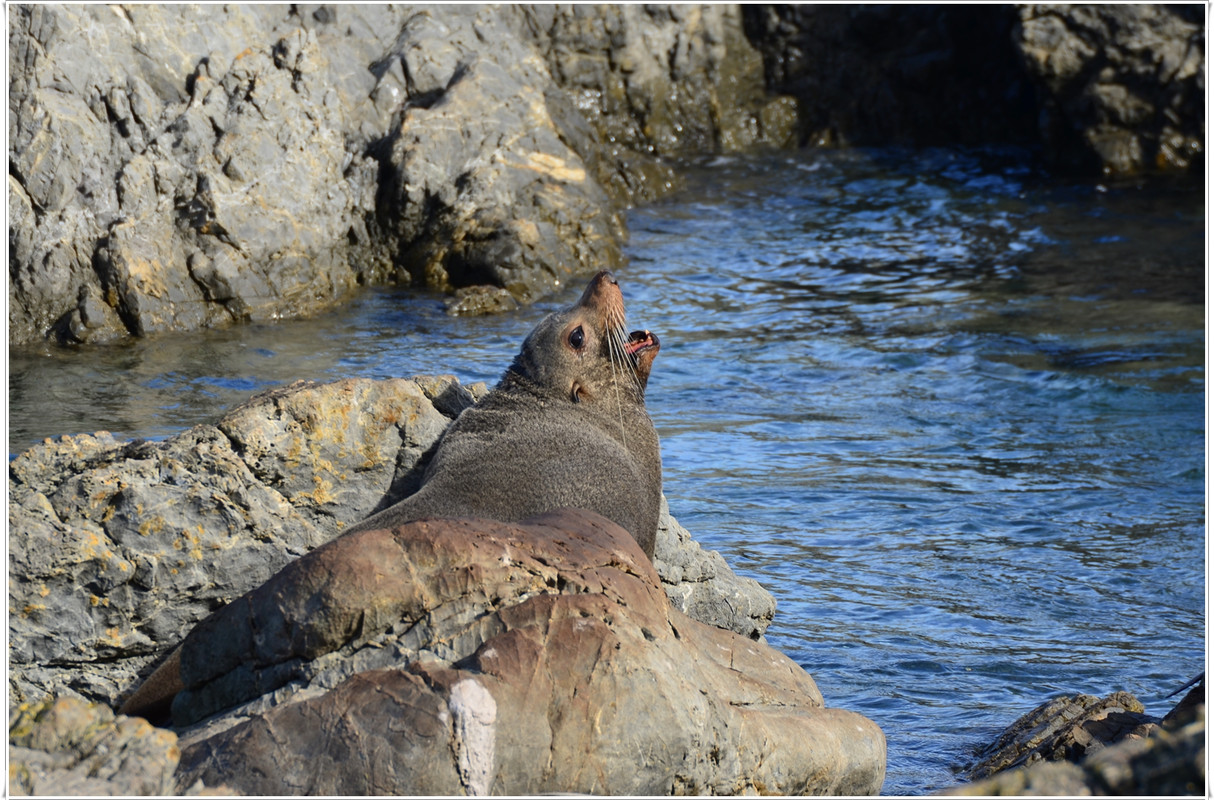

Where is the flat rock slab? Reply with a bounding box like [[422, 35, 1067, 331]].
[[173, 509, 886, 795]]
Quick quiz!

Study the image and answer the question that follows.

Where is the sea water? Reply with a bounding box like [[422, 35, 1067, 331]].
[[8, 147, 1204, 794]]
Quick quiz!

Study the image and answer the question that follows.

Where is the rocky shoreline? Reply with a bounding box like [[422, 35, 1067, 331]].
[[9, 4, 1203, 347], [8, 4, 1205, 796], [947, 682, 1206, 796], [10, 376, 882, 794], [11, 376, 1203, 795]]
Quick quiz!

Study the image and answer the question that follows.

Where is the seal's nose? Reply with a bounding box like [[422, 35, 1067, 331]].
[[577, 270, 623, 308]]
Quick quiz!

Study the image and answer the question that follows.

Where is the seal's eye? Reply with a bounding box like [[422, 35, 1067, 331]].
[[568, 325, 585, 350]]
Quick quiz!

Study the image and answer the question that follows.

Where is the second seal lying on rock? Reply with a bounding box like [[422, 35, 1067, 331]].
[[348, 270, 664, 557]]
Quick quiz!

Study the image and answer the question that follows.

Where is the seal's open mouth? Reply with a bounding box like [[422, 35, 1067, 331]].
[[625, 329, 659, 358]]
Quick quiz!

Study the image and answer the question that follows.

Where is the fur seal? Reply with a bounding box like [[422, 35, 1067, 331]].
[[347, 270, 663, 557], [118, 271, 661, 721]]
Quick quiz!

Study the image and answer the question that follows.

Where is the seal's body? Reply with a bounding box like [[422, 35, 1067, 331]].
[[348, 271, 663, 557]]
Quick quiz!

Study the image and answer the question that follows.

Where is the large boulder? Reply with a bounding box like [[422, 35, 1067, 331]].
[[369, 8, 629, 310], [168, 509, 885, 795], [8, 4, 385, 346], [8, 4, 799, 346], [9, 376, 776, 712]]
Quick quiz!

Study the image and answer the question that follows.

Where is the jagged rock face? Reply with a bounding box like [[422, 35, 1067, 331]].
[[741, 4, 1203, 175], [7, 377, 456, 706], [8, 376, 775, 713], [8, 4, 386, 346], [964, 691, 1159, 781], [948, 690, 1206, 796], [1014, 4, 1205, 175], [8, 4, 796, 346], [9, 695, 189, 796], [170, 509, 886, 795]]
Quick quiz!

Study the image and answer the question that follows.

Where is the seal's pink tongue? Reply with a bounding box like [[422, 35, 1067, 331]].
[[625, 330, 656, 356]]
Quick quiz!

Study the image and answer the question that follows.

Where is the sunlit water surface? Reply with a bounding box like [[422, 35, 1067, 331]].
[[9, 148, 1204, 795]]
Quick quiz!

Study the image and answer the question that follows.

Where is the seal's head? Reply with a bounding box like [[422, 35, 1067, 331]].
[[507, 270, 660, 405]]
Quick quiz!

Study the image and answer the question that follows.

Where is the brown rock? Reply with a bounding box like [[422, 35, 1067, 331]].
[[171, 509, 886, 795], [965, 691, 1158, 780], [947, 703, 1204, 796]]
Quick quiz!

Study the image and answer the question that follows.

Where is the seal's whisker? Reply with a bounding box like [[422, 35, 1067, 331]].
[[608, 323, 642, 395], [603, 321, 631, 447]]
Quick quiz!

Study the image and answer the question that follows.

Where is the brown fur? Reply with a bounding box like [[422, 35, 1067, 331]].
[[118, 271, 662, 719], [348, 270, 663, 555], [117, 646, 182, 720]]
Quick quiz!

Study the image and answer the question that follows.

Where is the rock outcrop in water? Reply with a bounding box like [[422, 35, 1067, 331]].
[[10, 4, 1201, 346], [8, 4, 792, 347], [945, 684, 1206, 796], [8, 376, 883, 794], [742, 4, 1204, 175]]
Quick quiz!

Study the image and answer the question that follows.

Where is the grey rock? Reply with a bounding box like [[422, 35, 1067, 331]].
[[8, 694, 210, 796], [170, 510, 886, 795], [8, 377, 453, 708], [523, 5, 797, 168], [9, 5, 798, 347], [1015, 4, 1205, 174], [373, 8, 628, 304], [654, 496, 775, 641], [9, 376, 774, 712]]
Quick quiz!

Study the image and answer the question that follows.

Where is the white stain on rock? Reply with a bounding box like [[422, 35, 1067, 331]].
[[448, 678, 497, 795]]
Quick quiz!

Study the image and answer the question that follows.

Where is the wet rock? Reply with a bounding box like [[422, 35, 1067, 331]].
[[169, 509, 885, 795], [1014, 5, 1204, 175], [948, 704, 1204, 796], [8, 694, 204, 795], [947, 687, 1205, 795], [9, 376, 775, 714], [444, 285, 521, 317], [965, 691, 1158, 780]]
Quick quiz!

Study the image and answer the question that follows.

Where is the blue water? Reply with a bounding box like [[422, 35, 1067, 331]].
[[8, 148, 1205, 794]]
